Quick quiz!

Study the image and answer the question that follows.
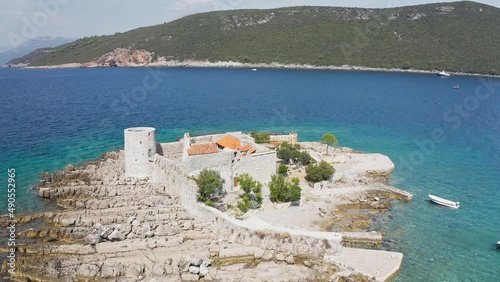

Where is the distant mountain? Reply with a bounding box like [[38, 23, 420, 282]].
[[0, 36, 74, 65], [8, 1, 500, 74]]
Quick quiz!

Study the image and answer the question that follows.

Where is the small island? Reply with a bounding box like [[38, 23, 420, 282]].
[[2, 128, 412, 281]]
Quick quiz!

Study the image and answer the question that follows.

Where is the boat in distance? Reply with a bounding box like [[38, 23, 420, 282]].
[[428, 194, 460, 209], [437, 71, 451, 77], [497, 241, 500, 249]]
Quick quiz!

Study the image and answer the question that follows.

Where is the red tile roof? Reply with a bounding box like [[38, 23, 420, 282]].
[[240, 144, 256, 153], [187, 143, 219, 156], [217, 135, 242, 150], [217, 135, 257, 154]]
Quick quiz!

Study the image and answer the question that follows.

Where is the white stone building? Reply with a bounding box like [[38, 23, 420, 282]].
[[124, 128, 277, 190], [158, 132, 277, 191]]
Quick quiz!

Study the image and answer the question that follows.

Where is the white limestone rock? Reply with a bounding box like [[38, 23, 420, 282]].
[[190, 258, 203, 266], [201, 258, 212, 267], [262, 251, 274, 261], [181, 273, 199, 281], [254, 247, 265, 259], [188, 266, 200, 274], [100, 227, 112, 239], [76, 264, 100, 277], [124, 264, 143, 277], [85, 233, 101, 245], [275, 253, 285, 261], [101, 262, 123, 277], [199, 264, 209, 277], [303, 260, 313, 268], [152, 264, 165, 276], [108, 229, 126, 242]]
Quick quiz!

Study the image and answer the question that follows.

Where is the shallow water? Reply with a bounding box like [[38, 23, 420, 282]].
[[0, 67, 499, 281]]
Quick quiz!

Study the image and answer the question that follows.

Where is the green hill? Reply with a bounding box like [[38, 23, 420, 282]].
[[8, 1, 500, 74]]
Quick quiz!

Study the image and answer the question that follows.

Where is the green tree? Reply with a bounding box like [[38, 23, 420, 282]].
[[269, 174, 302, 203], [297, 151, 313, 165], [277, 143, 297, 161], [321, 134, 338, 155], [277, 142, 312, 165], [236, 174, 263, 213], [305, 161, 335, 183], [278, 164, 288, 175], [195, 169, 225, 204], [250, 131, 270, 144]]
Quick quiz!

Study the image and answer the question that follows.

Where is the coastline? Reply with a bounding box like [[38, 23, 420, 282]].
[[0, 137, 410, 281], [6, 60, 499, 78]]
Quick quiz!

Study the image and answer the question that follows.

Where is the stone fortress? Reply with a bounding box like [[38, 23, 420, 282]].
[[6, 127, 407, 281], [120, 127, 405, 281], [125, 129, 279, 192]]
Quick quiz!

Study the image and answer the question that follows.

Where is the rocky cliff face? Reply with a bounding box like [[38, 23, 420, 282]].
[[82, 48, 154, 67]]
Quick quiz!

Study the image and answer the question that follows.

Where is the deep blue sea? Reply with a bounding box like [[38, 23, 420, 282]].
[[0, 67, 499, 281]]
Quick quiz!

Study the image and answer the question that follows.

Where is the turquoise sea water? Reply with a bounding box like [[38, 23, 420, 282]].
[[0, 67, 499, 281]]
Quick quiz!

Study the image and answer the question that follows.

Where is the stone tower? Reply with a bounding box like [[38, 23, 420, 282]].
[[124, 127, 156, 178]]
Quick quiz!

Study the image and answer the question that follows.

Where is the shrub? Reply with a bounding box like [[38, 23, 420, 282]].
[[250, 131, 270, 144], [278, 164, 288, 175], [305, 161, 335, 183], [289, 178, 301, 202], [237, 173, 262, 195], [277, 142, 313, 165], [237, 195, 250, 213], [204, 199, 214, 207], [297, 151, 313, 165], [277, 145, 296, 161], [236, 174, 263, 213], [195, 169, 225, 203], [269, 174, 302, 203]]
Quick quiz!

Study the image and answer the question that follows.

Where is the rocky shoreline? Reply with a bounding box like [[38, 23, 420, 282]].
[[4, 51, 497, 78], [0, 141, 410, 281]]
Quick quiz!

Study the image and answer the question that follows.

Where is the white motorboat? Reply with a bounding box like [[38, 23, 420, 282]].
[[251, 68, 258, 72], [497, 241, 500, 249], [428, 194, 460, 209], [437, 71, 451, 77]]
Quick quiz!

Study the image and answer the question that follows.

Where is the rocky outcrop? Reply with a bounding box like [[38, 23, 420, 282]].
[[81, 48, 154, 68], [2, 150, 372, 281]]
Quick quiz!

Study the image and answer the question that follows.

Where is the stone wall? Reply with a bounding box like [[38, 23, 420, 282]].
[[183, 151, 235, 192], [149, 154, 342, 259], [270, 132, 298, 146], [157, 142, 183, 159], [185, 133, 226, 144], [235, 151, 277, 185]]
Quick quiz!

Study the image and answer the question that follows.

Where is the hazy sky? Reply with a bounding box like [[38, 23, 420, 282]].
[[1, 0, 499, 48]]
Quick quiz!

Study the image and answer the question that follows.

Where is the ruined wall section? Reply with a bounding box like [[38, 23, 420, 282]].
[[270, 132, 298, 146], [235, 151, 277, 185], [149, 154, 342, 259], [157, 142, 183, 159], [182, 151, 234, 192]]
